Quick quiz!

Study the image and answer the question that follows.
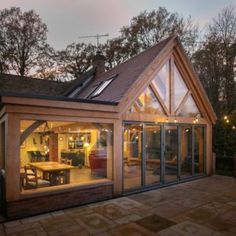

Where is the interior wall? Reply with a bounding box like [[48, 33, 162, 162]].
[[20, 133, 45, 167], [57, 130, 98, 166]]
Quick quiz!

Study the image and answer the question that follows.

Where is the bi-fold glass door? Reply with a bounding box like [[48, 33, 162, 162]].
[[123, 123, 162, 191], [123, 123, 205, 192], [144, 125, 161, 186], [164, 125, 178, 183]]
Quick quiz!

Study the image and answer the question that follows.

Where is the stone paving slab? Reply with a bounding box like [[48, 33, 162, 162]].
[[0, 175, 235, 235]]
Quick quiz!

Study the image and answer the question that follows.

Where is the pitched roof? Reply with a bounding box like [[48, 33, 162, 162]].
[[76, 36, 174, 102], [0, 73, 72, 96], [0, 36, 217, 123], [0, 36, 173, 104]]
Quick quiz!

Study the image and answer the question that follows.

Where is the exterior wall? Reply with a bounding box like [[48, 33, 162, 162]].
[[7, 182, 113, 218], [2, 108, 120, 219], [2, 99, 214, 219], [206, 122, 213, 175], [5, 113, 20, 202]]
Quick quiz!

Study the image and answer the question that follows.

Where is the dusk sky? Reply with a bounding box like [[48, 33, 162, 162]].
[[0, 0, 235, 49]]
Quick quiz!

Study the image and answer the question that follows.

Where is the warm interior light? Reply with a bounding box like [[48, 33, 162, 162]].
[[166, 119, 169, 123], [174, 119, 177, 123], [83, 142, 90, 148], [80, 136, 84, 141], [233, 126, 235, 130], [224, 116, 228, 120], [226, 119, 229, 123], [69, 136, 73, 141]]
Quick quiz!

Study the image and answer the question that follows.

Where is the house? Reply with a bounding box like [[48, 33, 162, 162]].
[[0, 36, 217, 219]]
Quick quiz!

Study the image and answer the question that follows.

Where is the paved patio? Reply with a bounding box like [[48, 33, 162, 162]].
[[0, 175, 235, 235]]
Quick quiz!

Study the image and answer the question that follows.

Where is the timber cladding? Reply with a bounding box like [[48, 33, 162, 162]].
[[6, 183, 113, 219]]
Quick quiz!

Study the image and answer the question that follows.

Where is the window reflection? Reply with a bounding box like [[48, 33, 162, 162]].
[[180, 126, 192, 178], [177, 95, 200, 117], [129, 87, 164, 115], [174, 65, 188, 111], [152, 61, 170, 109], [164, 126, 178, 182], [123, 124, 142, 190], [145, 125, 161, 185], [194, 127, 204, 174]]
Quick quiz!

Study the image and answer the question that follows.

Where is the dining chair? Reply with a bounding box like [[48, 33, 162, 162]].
[[24, 166, 50, 189]]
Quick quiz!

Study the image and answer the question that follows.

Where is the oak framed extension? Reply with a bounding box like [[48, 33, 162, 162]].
[[0, 35, 216, 219]]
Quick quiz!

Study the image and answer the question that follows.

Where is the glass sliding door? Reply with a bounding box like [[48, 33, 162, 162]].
[[144, 125, 161, 186], [123, 124, 142, 191], [123, 123, 206, 193], [194, 127, 205, 174], [180, 126, 193, 178], [164, 125, 178, 182]]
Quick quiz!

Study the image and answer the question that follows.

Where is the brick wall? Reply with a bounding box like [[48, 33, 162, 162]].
[[7, 183, 113, 219]]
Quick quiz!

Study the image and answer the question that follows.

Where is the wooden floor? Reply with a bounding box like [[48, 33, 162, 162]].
[[70, 167, 105, 184], [21, 167, 107, 191]]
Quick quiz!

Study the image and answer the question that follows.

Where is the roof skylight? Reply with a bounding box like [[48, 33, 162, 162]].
[[88, 74, 117, 99]]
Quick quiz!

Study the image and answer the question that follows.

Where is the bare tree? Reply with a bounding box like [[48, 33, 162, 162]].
[[193, 5, 236, 116], [193, 6, 236, 157], [33, 44, 60, 80], [0, 7, 48, 76], [103, 7, 199, 69], [56, 43, 96, 79]]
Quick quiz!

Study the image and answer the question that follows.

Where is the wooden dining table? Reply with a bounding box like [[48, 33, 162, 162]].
[[30, 161, 73, 185]]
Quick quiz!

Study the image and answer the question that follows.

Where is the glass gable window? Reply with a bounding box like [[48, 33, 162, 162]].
[[176, 95, 200, 117], [130, 87, 165, 115], [174, 65, 188, 111], [128, 58, 202, 119], [20, 120, 113, 192], [152, 61, 170, 108]]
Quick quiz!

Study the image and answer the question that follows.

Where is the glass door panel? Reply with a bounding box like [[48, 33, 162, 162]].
[[144, 125, 161, 186], [194, 127, 204, 174], [164, 125, 178, 182], [180, 126, 193, 178], [123, 124, 142, 191]]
